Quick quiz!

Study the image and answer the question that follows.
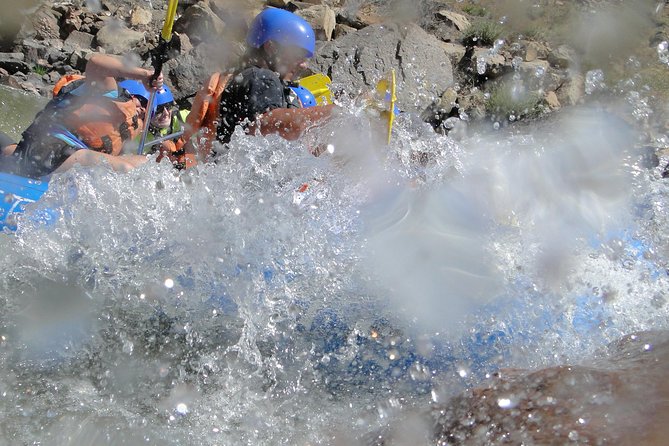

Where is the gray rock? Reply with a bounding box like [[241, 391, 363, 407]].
[[335, 4, 384, 30], [296, 5, 337, 41], [436, 10, 470, 32], [440, 42, 466, 67], [333, 23, 356, 39], [517, 59, 561, 92], [61, 8, 83, 38], [209, 0, 253, 41], [165, 41, 244, 102], [544, 90, 560, 110], [69, 49, 94, 72], [0, 53, 30, 75], [15, 4, 62, 42], [95, 22, 145, 55], [472, 47, 508, 80], [547, 44, 576, 69], [64, 30, 95, 52], [15, 38, 50, 66], [556, 73, 584, 106], [173, 33, 194, 55], [174, 1, 227, 46], [310, 23, 454, 112], [48, 71, 62, 83], [0, 0, 42, 49], [46, 47, 66, 64], [130, 6, 153, 27]]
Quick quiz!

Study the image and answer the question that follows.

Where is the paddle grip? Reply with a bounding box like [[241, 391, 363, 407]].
[[150, 36, 172, 82]]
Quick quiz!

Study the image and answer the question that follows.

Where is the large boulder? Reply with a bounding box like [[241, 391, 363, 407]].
[[174, 1, 227, 46], [14, 3, 62, 43], [310, 23, 454, 112], [95, 21, 145, 55], [0, 0, 41, 50], [0, 53, 30, 75], [63, 30, 95, 52], [164, 41, 244, 102], [295, 5, 337, 41]]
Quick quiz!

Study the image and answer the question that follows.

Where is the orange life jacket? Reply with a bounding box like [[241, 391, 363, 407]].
[[52, 74, 85, 96], [52, 75, 144, 156], [62, 98, 143, 155], [176, 72, 232, 163]]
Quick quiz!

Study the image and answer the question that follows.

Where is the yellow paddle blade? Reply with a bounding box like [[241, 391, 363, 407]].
[[386, 69, 397, 144], [298, 73, 333, 106], [162, 0, 179, 41], [373, 70, 397, 144]]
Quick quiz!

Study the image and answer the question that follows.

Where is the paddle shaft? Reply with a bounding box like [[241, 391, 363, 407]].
[[137, 0, 178, 155], [142, 127, 184, 149]]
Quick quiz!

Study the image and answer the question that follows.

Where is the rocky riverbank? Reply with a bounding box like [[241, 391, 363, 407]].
[[1, 0, 668, 137]]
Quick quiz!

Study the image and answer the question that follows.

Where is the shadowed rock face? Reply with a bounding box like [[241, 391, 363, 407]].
[[427, 331, 669, 446]]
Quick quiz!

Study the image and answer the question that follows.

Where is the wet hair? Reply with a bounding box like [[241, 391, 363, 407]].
[[239, 47, 272, 71]]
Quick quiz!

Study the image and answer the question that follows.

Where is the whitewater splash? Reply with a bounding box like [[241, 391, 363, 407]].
[[1, 102, 668, 444]]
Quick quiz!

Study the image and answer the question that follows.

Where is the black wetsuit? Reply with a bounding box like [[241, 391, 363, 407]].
[[217, 66, 300, 145]]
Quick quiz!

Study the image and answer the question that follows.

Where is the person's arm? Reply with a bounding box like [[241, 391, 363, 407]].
[[251, 104, 336, 140], [84, 53, 161, 92]]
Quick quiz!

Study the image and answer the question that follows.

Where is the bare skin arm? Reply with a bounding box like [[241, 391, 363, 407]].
[[1, 144, 17, 157], [251, 104, 336, 141], [55, 151, 148, 174], [84, 54, 161, 92]]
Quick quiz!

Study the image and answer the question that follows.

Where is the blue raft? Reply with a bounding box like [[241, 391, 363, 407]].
[[0, 172, 51, 231]]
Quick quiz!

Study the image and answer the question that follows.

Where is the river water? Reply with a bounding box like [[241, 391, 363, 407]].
[[0, 83, 668, 445]]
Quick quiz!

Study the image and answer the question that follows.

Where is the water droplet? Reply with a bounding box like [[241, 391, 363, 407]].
[[409, 363, 430, 381], [585, 69, 606, 95], [476, 56, 487, 75], [326, 144, 335, 154], [622, 258, 635, 270], [122, 339, 134, 354], [658, 41, 669, 65], [497, 396, 517, 409], [493, 122, 500, 130], [176, 403, 188, 415], [234, 208, 241, 215], [164, 278, 174, 288]]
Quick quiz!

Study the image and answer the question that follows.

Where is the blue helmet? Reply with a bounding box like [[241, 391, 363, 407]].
[[154, 86, 174, 107], [246, 8, 316, 58], [290, 85, 317, 107], [119, 79, 150, 102], [120, 80, 175, 113]]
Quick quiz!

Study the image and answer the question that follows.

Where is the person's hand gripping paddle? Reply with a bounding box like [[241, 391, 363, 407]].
[[137, 0, 179, 155]]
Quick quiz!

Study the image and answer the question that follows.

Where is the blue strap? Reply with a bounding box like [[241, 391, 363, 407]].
[[70, 83, 119, 99], [49, 125, 89, 150]]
